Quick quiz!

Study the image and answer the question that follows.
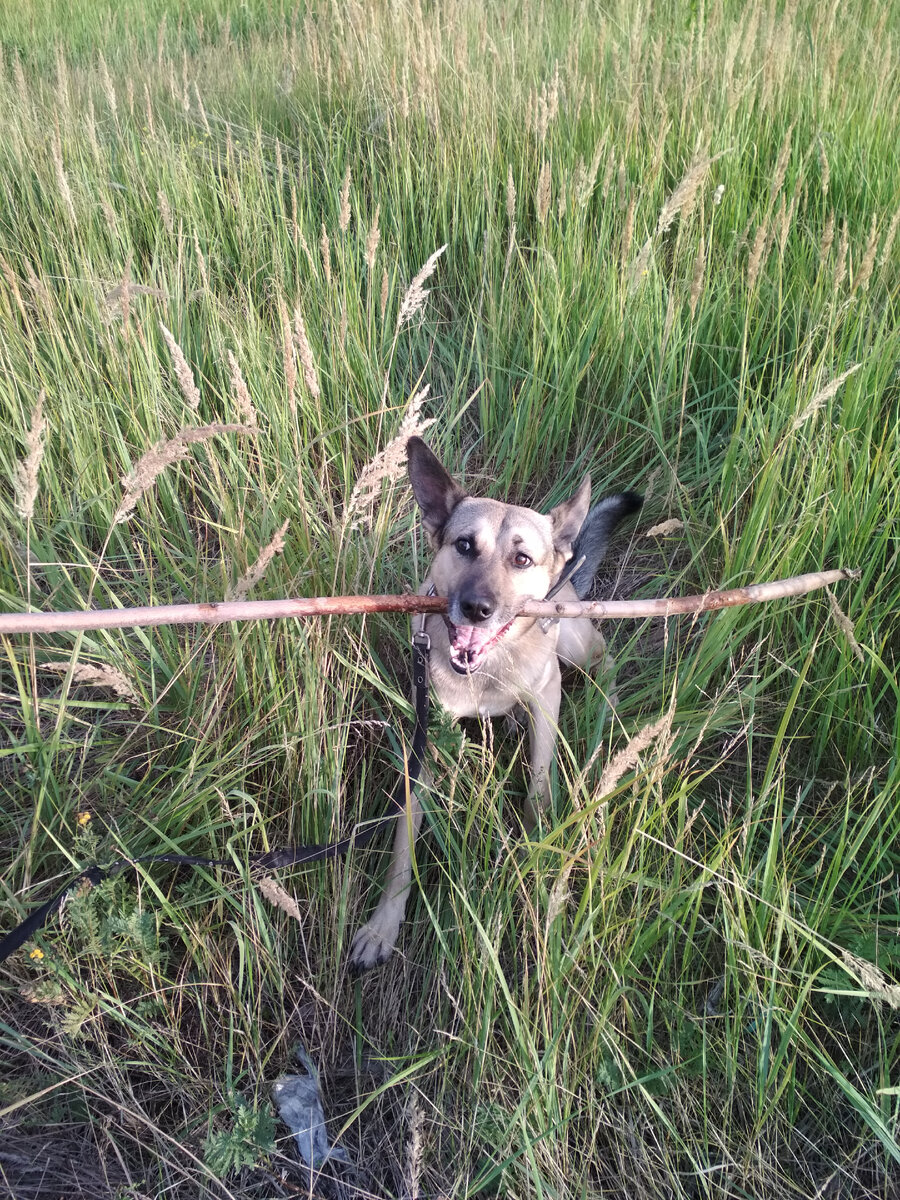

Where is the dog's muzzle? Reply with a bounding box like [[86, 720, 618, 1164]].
[[445, 617, 515, 674]]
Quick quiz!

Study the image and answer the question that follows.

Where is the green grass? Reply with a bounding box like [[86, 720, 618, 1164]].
[[0, 0, 899, 1195]]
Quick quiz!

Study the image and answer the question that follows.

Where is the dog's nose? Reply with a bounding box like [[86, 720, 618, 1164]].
[[459, 592, 496, 623]]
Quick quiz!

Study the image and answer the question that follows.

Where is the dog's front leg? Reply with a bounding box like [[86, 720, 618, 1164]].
[[347, 770, 428, 973], [523, 663, 562, 829]]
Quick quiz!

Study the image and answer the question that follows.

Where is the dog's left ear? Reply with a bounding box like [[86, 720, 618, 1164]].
[[548, 474, 591, 558], [406, 436, 468, 541]]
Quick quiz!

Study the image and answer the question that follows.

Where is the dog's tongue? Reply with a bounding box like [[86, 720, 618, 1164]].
[[450, 625, 493, 654], [448, 622, 498, 672]]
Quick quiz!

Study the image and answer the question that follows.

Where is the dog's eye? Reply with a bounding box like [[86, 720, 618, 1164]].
[[512, 552, 533, 569], [455, 536, 475, 556]]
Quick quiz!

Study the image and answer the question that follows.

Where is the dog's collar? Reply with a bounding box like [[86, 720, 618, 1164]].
[[539, 553, 585, 633]]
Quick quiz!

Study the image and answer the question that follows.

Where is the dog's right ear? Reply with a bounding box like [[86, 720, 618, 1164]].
[[406, 437, 467, 541]]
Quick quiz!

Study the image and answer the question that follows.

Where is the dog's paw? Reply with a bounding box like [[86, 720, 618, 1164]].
[[347, 920, 398, 975]]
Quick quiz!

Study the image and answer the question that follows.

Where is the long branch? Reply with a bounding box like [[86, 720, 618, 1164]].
[[0, 569, 857, 636]]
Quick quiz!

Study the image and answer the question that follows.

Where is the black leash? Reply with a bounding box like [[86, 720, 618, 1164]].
[[0, 623, 432, 964], [0, 553, 588, 964]]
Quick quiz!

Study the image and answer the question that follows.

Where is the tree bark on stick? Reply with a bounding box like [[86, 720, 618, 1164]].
[[0, 570, 857, 636]]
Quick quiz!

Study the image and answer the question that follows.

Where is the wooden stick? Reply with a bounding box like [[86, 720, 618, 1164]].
[[0, 570, 857, 636]]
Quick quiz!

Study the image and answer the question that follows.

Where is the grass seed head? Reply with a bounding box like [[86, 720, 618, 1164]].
[[626, 238, 653, 295], [51, 125, 76, 225], [819, 210, 835, 266], [620, 193, 636, 272], [0, 257, 27, 322], [777, 193, 797, 257], [226, 518, 290, 601], [103, 279, 164, 325], [277, 295, 297, 412], [536, 160, 551, 223], [320, 223, 332, 285], [143, 81, 155, 137], [656, 152, 722, 236], [98, 51, 117, 119], [747, 219, 769, 290], [292, 306, 321, 399], [601, 146, 616, 201], [578, 136, 606, 207], [397, 245, 447, 329], [115, 423, 254, 524], [338, 165, 351, 233], [833, 218, 849, 291], [346, 386, 435, 528], [403, 1093, 426, 1200], [853, 213, 879, 292], [158, 189, 173, 234], [298, 226, 315, 270], [40, 661, 141, 706], [15, 390, 47, 522], [595, 704, 675, 797], [689, 236, 706, 318], [841, 950, 900, 1009], [365, 204, 381, 271], [193, 228, 210, 291], [790, 362, 861, 431], [159, 321, 201, 410], [879, 205, 899, 270], [818, 137, 830, 196], [226, 350, 258, 426], [256, 875, 303, 922]]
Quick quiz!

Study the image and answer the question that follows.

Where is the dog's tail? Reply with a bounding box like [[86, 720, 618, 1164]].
[[568, 491, 643, 599]]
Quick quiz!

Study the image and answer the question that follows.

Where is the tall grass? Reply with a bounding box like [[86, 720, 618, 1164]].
[[0, 0, 898, 1195]]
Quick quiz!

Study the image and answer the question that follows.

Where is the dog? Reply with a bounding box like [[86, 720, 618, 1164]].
[[348, 437, 641, 972]]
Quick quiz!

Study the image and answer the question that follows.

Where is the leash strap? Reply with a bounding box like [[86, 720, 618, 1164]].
[[0, 629, 431, 963]]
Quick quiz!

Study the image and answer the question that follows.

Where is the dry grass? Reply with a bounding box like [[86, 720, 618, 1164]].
[[292, 306, 321, 399], [396, 245, 447, 329], [14, 391, 46, 522], [255, 876, 304, 922], [225, 518, 290, 601], [39, 660, 141, 706], [365, 204, 381, 272], [115, 423, 255, 523], [656, 152, 723, 236], [345, 387, 435, 528], [159, 321, 201, 411], [790, 363, 862, 431], [226, 350, 258, 427]]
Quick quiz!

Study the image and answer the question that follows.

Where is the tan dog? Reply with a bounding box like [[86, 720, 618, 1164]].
[[349, 438, 640, 972]]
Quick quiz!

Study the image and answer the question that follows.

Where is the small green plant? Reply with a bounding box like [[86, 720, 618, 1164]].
[[65, 875, 164, 967], [203, 1096, 277, 1177]]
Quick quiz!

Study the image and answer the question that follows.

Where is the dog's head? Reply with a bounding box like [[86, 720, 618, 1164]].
[[406, 437, 590, 674]]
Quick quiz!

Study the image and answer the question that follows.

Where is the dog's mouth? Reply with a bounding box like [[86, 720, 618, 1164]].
[[446, 619, 514, 674]]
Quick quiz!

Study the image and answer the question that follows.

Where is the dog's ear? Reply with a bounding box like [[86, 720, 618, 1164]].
[[548, 473, 591, 557], [406, 437, 467, 540]]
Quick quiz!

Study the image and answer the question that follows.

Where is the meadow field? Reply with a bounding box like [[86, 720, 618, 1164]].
[[1, 0, 899, 1195]]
